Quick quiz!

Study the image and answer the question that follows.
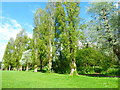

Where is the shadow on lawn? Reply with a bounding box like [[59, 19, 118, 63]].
[[79, 74, 120, 77], [37, 70, 47, 73]]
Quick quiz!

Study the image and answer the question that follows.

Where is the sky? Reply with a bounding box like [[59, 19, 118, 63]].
[[0, 1, 118, 62]]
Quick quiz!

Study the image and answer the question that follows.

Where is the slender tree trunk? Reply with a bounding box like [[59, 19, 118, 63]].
[[113, 45, 120, 61], [69, 40, 78, 75], [48, 40, 52, 72], [8, 65, 11, 71], [26, 64, 29, 71], [34, 67, 38, 72], [70, 59, 78, 75], [40, 59, 42, 71]]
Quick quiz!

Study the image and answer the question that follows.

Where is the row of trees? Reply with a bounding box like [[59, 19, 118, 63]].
[[2, 1, 119, 76]]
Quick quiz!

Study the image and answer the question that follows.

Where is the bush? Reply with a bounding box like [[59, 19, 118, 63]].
[[76, 47, 112, 74], [52, 52, 70, 74], [94, 66, 102, 73], [105, 68, 119, 76]]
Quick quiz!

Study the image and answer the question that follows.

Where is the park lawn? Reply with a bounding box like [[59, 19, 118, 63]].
[[2, 71, 118, 88]]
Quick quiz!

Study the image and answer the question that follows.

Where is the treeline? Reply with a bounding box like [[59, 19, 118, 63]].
[[2, 2, 120, 76]]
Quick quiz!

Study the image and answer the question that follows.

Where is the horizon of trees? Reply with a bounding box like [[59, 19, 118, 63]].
[[1, 2, 119, 76]]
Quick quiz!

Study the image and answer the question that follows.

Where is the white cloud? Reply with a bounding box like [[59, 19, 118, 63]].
[[0, 16, 33, 62], [27, 31, 33, 38], [0, 17, 22, 40]]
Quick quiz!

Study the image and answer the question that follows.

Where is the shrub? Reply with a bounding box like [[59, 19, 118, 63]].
[[76, 47, 111, 74], [94, 66, 102, 73]]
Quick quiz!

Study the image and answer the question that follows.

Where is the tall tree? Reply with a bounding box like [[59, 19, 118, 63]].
[[45, 3, 55, 72], [34, 8, 51, 72], [87, 2, 119, 66], [63, 2, 80, 75], [53, 2, 70, 73]]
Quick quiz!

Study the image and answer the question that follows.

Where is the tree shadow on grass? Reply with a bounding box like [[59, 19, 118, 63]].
[[37, 70, 47, 73], [79, 74, 120, 78]]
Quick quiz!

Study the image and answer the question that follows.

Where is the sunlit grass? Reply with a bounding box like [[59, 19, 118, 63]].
[[2, 71, 118, 88]]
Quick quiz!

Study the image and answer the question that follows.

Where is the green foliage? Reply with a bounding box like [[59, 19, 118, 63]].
[[2, 38, 15, 69], [94, 66, 102, 73], [62, 2, 81, 75], [20, 50, 32, 67], [102, 68, 120, 76], [52, 52, 70, 74], [34, 65, 38, 68], [2, 29, 30, 70], [76, 47, 112, 74], [13, 29, 29, 68], [87, 2, 119, 61], [33, 3, 55, 72]]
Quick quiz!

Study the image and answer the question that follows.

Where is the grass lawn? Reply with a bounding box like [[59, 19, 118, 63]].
[[2, 71, 118, 88]]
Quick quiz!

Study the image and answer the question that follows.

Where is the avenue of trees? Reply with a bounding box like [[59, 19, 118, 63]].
[[2, 2, 120, 76]]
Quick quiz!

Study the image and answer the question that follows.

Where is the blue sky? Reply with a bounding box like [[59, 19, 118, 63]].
[[2, 2, 47, 33], [2, 2, 90, 32], [0, 2, 91, 61]]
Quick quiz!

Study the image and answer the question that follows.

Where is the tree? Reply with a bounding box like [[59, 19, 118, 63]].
[[45, 3, 56, 72], [63, 2, 80, 75], [13, 29, 29, 70], [2, 38, 15, 70], [34, 8, 51, 72], [87, 2, 119, 67], [20, 50, 32, 71], [52, 2, 70, 74], [110, 6, 120, 62]]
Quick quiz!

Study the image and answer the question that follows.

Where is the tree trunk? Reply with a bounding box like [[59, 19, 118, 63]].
[[19, 65, 22, 71], [26, 64, 29, 71], [113, 45, 120, 61], [69, 43, 78, 75], [70, 60, 78, 76], [40, 60, 42, 71], [34, 67, 38, 72], [48, 41, 52, 73], [8, 65, 11, 71]]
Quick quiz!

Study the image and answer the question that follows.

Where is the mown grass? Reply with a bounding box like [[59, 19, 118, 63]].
[[2, 71, 118, 88]]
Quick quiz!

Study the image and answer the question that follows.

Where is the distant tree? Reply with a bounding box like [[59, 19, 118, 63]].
[[87, 2, 119, 67], [20, 50, 32, 71], [13, 29, 29, 70], [2, 38, 15, 70]]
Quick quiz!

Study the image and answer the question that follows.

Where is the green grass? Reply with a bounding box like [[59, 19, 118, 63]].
[[2, 71, 118, 88]]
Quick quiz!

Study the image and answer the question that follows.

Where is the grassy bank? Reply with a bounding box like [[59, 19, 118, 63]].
[[2, 71, 118, 88]]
